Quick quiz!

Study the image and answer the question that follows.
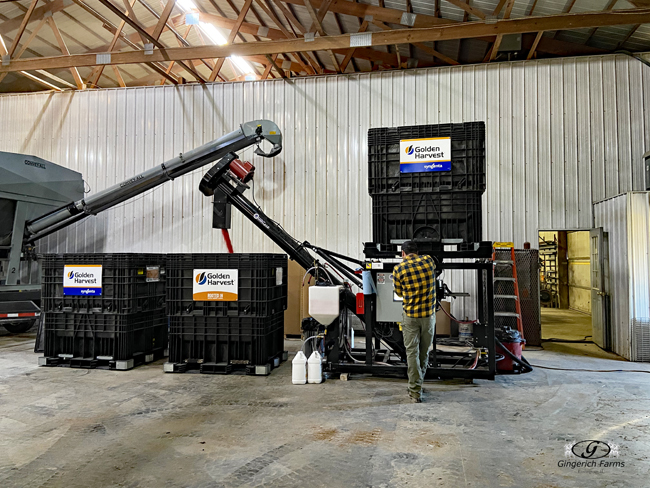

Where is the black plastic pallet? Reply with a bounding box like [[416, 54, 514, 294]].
[[43, 310, 168, 362], [163, 350, 289, 375], [368, 122, 486, 195], [166, 253, 287, 317], [39, 346, 167, 371], [372, 192, 482, 243], [167, 313, 286, 370], [41, 253, 166, 314]]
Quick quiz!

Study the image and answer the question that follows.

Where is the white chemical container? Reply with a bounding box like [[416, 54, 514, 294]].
[[309, 285, 341, 326], [292, 351, 307, 385], [307, 351, 323, 384]]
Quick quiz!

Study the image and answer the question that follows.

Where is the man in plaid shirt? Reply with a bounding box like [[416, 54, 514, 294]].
[[393, 241, 436, 403]]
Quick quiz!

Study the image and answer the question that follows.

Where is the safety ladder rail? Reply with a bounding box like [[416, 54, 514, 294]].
[[493, 242, 525, 344]]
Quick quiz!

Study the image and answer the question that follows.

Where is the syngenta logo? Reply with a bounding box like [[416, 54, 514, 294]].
[[405, 145, 414, 155], [196, 272, 207, 285], [67, 271, 75, 279], [195, 272, 235, 286]]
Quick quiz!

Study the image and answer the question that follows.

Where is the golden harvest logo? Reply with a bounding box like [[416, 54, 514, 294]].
[[192, 269, 238, 302], [405, 145, 414, 155]]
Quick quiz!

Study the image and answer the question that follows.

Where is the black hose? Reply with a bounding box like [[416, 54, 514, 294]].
[[495, 338, 533, 374]]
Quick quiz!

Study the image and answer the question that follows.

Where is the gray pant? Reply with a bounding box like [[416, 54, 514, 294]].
[[402, 313, 436, 397]]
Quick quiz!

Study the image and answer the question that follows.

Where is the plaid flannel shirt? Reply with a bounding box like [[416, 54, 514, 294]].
[[393, 254, 436, 318]]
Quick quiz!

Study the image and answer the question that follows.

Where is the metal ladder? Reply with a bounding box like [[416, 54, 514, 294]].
[[493, 243, 525, 341]]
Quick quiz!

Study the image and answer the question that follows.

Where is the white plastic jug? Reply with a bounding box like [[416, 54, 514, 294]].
[[292, 351, 307, 385], [307, 350, 323, 384]]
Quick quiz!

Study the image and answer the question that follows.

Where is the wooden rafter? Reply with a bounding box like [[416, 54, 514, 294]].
[[278, 0, 452, 27], [616, 24, 641, 49], [209, 0, 254, 81], [489, 0, 516, 61], [47, 16, 84, 89], [87, 0, 137, 87], [371, 20, 459, 66], [584, 0, 619, 45], [96, 0, 205, 83], [340, 19, 368, 72], [527, 31, 543, 60], [112, 65, 126, 87], [163, 24, 193, 85], [0, 0, 69, 34], [303, 0, 340, 72], [3, 9, 650, 74], [444, 0, 486, 20], [6, 0, 39, 58], [0, 16, 47, 84], [72, 0, 179, 85], [255, 0, 319, 73], [152, 0, 176, 41]]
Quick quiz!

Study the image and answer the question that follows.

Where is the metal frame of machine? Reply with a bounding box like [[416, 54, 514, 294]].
[[197, 151, 498, 382]]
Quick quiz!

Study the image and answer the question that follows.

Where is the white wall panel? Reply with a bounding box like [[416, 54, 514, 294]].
[[1, 53, 649, 319]]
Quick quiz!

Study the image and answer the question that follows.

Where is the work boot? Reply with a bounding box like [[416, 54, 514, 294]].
[[408, 390, 422, 403]]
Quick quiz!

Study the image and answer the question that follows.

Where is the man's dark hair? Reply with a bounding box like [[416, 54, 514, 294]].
[[402, 241, 418, 255]]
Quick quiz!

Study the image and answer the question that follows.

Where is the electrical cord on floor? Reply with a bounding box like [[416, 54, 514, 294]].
[[542, 336, 594, 344], [527, 364, 650, 374]]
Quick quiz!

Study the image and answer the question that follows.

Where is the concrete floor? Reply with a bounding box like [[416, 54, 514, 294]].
[[1, 326, 650, 488], [541, 308, 623, 360]]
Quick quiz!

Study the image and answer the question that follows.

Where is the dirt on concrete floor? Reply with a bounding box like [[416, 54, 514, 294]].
[[1, 329, 649, 488]]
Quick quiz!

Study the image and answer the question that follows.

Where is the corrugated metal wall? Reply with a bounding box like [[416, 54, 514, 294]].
[[594, 194, 629, 359], [0, 53, 648, 317], [594, 192, 650, 360]]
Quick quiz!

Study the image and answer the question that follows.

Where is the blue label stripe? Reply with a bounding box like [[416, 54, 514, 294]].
[[400, 161, 452, 173], [64, 287, 102, 296]]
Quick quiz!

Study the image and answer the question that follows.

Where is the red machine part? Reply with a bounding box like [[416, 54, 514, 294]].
[[496, 340, 523, 372], [356, 293, 364, 314], [221, 229, 234, 253], [229, 159, 255, 183]]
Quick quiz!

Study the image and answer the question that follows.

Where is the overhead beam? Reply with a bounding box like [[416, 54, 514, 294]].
[[372, 19, 458, 66], [303, 0, 340, 72], [46, 16, 84, 89], [88, 0, 137, 87], [96, 0, 205, 83], [526, 31, 543, 59], [584, 0, 619, 45], [0, 16, 47, 84], [444, 0, 487, 20], [152, 0, 176, 41], [254, 0, 320, 73], [278, 0, 453, 27], [6, 0, 39, 58], [0, 0, 69, 34], [209, 0, 254, 81], [4, 9, 650, 73], [489, 0, 516, 61], [74, 0, 180, 85], [340, 19, 367, 72]]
